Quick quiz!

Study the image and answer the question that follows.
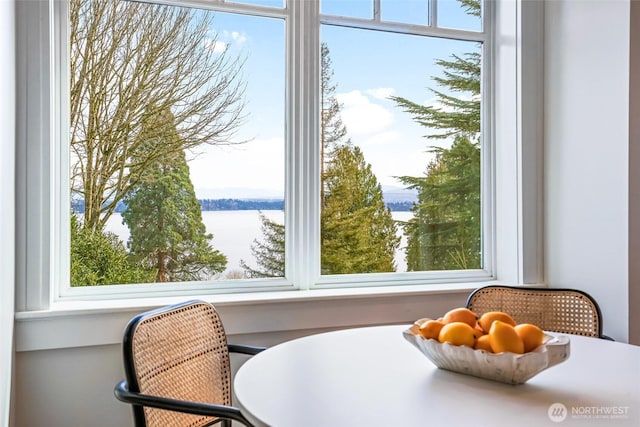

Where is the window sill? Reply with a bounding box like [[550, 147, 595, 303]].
[[14, 281, 495, 352]]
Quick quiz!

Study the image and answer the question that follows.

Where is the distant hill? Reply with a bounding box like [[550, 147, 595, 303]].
[[199, 198, 284, 211], [71, 190, 416, 213], [381, 186, 418, 203], [199, 198, 413, 211], [385, 201, 414, 212]]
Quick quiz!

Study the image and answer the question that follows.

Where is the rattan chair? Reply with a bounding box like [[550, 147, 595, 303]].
[[466, 285, 613, 340], [114, 300, 265, 427]]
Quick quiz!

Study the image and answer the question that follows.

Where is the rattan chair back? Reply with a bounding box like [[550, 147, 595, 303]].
[[466, 285, 604, 338], [123, 301, 232, 427]]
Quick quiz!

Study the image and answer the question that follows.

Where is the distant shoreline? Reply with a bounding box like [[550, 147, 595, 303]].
[[71, 198, 416, 213]]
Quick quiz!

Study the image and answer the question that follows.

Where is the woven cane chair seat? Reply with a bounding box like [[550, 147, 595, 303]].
[[466, 285, 610, 339], [115, 300, 264, 427]]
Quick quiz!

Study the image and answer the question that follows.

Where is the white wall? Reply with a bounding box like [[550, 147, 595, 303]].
[[629, 0, 640, 345], [544, 0, 630, 341], [1, 0, 16, 425]]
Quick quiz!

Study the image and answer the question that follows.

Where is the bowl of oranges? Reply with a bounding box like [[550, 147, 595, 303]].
[[403, 307, 570, 384]]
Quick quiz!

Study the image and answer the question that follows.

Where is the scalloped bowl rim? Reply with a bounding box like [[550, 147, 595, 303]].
[[403, 326, 571, 384]]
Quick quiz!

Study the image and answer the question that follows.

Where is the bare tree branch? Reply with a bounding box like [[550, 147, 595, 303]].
[[70, 0, 248, 231]]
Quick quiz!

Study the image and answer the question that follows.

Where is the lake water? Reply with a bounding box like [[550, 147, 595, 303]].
[[105, 210, 413, 277]]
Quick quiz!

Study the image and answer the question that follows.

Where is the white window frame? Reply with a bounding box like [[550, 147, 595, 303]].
[[1, 0, 16, 420], [15, 0, 542, 313], [316, 2, 494, 288]]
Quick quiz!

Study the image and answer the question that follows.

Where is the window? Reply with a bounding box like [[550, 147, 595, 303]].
[[21, 0, 503, 304], [67, 0, 286, 289], [319, 3, 486, 279]]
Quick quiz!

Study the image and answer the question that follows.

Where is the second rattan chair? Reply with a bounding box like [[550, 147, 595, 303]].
[[114, 300, 265, 427], [466, 285, 613, 340]]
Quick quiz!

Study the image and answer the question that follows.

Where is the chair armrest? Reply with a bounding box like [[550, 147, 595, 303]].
[[228, 343, 266, 356], [114, 380, 254, 426]]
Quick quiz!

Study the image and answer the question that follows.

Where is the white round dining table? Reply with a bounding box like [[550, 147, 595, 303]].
[[234, 324, 640, 427]]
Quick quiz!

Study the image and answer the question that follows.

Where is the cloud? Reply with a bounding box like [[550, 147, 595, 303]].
[[366, 87, 396, 100], [188, 137, 284, 191], [204, 30, 248, 53], [362, 130, 403, 146], [336, 90, 395, 135], [204, 39, 227, 53], [226, 30, 248, 45]]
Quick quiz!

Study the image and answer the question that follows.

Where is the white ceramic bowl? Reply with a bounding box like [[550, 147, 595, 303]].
[[403, 324, 570, 385]]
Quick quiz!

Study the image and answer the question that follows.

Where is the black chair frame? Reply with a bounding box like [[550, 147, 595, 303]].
[[114, 301, 265, 427]]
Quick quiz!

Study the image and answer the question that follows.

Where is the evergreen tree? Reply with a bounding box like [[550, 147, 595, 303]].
[[391, 0, 481, 271], [321, 42, 349, 182], [322, 144, 399, 273], [122, 105, 227, 282], [391, 51, 480, 141], [400, 137, 480, 270], [240, 212, 285, 278], [320, 43, 399, 274]]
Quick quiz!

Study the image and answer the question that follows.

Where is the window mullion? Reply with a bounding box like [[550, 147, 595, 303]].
[[481, 0, 495, 276], [430, 0, 437, 27], [373, 0, 381, 22], [287, 0, 321, 289]]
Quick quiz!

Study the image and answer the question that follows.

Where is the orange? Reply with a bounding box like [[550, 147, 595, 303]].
[[413, 318, 431, 328], [442, 307, 478, 328], [438, 322, 477, 347], [478, 311, 517, 333], [474, 334, 493, 352], [473, 322, 486, 337], [488, 320, 524, 354], [515, 323, 545, 352], [419, 319, 446, 340]]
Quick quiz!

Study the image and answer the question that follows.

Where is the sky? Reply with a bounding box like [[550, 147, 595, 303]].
[[185, 0, 482, 199]]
